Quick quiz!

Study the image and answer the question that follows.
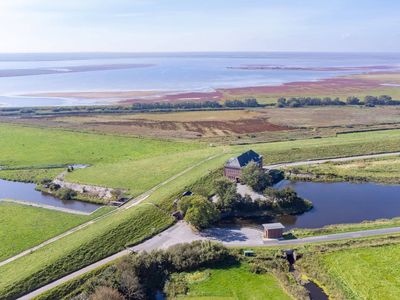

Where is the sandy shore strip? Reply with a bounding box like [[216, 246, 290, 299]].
[[0, 198, 95, 215]]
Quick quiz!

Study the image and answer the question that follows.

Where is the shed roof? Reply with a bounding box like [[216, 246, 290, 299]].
[[262, 223, 285, 230], [225, 150, 262, 169]]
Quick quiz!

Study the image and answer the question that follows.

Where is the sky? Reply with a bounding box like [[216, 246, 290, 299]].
[[0, 0, 399, 53]]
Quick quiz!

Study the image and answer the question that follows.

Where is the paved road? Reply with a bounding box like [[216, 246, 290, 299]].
[[19, 222, 400, 299], [264, 151, 400, 169]]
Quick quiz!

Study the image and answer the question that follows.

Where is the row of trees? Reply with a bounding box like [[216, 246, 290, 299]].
[[1, 98, 262, 117], [84, 241, 230, 300], [277, 95, 399, 108], [131, 98, 260, 110], [277, 97, 345, 107]]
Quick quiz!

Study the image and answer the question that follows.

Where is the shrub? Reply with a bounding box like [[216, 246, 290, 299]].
[[89, 286, 125, 300], [56, 188, 77, 200]]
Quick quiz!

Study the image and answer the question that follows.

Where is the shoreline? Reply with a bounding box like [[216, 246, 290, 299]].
[[17, 70, 400, 105]]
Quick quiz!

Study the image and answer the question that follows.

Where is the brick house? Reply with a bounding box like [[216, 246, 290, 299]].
[[262, 223, 285, 239], [223, 150, 263, 182]]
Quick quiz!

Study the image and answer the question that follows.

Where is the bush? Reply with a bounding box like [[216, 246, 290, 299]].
[[56, 188, 77, 200], [89, 286, 125, 300], [264, 187, 313, 213]]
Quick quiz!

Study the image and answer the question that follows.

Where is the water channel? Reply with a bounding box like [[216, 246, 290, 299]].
[[0, 179, 102, 213]]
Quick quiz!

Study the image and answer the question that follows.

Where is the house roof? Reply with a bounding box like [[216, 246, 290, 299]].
[[262, 223, 285, 230], [225, 150, 262, 169]]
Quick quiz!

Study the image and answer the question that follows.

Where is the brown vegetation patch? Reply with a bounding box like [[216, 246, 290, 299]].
[[83, 117, 290, 136], [220, 77, 381, 96]]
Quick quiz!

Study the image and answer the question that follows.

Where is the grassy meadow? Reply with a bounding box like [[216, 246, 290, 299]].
[[0, 202, 112, 261], [0, 123, 400, 298], [319, 244, 400, 299], [0, 123, 202, 168], [0, 168, 64, 183], [287, 155, 400, 184], [179, 264, 290, 300]]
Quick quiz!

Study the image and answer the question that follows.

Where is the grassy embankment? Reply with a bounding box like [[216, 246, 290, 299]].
[[0, 125, 400, 298], [0, 202, 113, 261], [289, 218, 400, 239], [178, 263, 291, 300], [0, 168, 64, 183], [286, 155, 400, 184]]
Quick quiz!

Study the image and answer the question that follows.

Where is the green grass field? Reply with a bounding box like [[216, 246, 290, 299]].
[[0, 168, 64, 183], [321, 244, 400, 299], [0, 124, 202, 168], [1, 124, 400, 298], [287, 155, 400, 184], [179, 264, 290, 300], [0, 202, 112, 262]]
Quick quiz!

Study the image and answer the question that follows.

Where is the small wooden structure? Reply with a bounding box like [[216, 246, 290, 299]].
[[243, 250, 255, 257], [262, 223, 285, 239]]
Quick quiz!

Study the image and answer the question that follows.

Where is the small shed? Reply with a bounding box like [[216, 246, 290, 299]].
[[243, 250, 255, 257], [262, 223, 285, 239]]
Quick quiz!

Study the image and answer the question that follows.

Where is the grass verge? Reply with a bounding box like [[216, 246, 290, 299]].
[[287, 218, 400, 239]]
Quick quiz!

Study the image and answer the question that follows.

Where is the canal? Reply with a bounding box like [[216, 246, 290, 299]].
[[0, 179, 102, 213]]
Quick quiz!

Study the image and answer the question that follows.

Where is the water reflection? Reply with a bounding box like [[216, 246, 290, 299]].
[[0, 179, 102, 213]]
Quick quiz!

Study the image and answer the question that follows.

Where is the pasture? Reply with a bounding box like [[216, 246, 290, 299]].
[[0, 123, 201, 168], [3, 105, 400, 144], [1, 124, 400, 298], [0, 202, 112, 261], [179, 264, 290, 300], [288, 155, 400, 184], [320, 244, 400, 299]]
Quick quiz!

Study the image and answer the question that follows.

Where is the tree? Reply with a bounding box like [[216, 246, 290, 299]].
[[214, 178, 241, 212], [346, 96, 360, 105], [277, 97, 287, 107], [89, 286, 125, 300], [378, 95, 392, 104], [241, 162, 272, 192], [178, 195, 220, 229], [364, 95, 378, 106]]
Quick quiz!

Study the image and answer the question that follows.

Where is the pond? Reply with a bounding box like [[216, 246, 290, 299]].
[[275, 180, 400, 229], [0, 179, 102, 213], [222, 180, 400, 230]]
